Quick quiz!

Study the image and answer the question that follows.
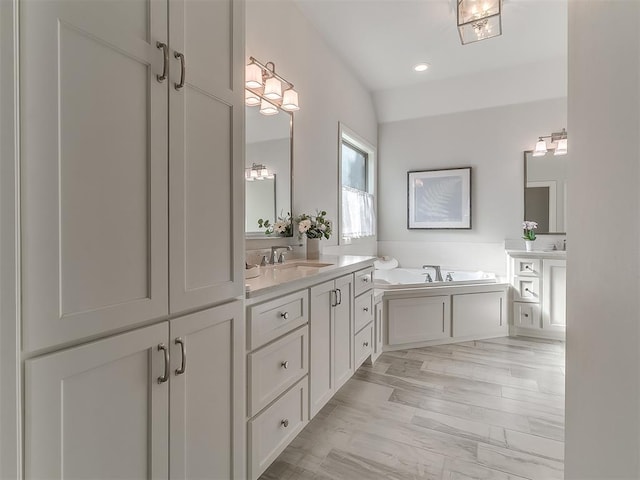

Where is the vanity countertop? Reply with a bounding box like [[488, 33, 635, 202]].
[[506, 249, 567, 259], [245, 255, 375, 300]]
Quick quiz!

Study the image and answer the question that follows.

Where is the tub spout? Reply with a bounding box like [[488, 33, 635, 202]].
[[422, 265, 443, 282]]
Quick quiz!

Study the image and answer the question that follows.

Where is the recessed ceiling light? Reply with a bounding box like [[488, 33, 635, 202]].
[[413, 63, 429, 72]]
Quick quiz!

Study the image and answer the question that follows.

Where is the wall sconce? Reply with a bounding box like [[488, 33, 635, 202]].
[[245, 163, 274, 181], [532, 128, 568, 157], [457, 0, 502, 45], [245, 57, 300, 114]]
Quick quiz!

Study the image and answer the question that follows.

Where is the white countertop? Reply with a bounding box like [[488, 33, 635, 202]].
[[506, 249, 567, 258], [244, 255, 375, 300]]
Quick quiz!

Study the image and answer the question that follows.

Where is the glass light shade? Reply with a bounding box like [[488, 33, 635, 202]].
[[245, 89, 260, 106], [458, 0, 500, 25], [281, 89, 300, 111], [458, 15, 501, 44], [245, 63, 263, 88], [263, 77, 282, 100], [554, 138, 568, 156], [250, 169, 258, 178], [532, 139, 548, 157], [259, 99, 278, 116], [260, 167, 269, 177]]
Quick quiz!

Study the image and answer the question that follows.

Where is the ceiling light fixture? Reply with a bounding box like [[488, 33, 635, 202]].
[[245, 57, 300, 115], [532, 128, 568, 157], [414, 63, 429, 72], [457, 0, 502, 45]]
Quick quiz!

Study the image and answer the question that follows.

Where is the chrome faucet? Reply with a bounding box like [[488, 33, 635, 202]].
[[422, 265, 443, 282], [424, 273, 433, 283], [445, 272, 454, 282], [270, 245, 293, 264]]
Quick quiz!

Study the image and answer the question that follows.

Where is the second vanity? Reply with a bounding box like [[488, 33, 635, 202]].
[[243, 255, 376, 480]]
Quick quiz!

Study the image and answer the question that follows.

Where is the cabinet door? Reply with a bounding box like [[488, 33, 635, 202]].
[[452, 291, 507, 337], [25, 323, 169, 479], [170, 301, 245, 480], [334, 275, 354, 391], [309, 281, 335, 418], [169, 0, 245, 313], [542, 259, 567, 331], [20, 0, 169, 352], [388, 296, 450, 345]]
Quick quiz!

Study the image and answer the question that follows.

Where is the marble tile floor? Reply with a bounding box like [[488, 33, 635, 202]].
[[259, 336, 565, 480]]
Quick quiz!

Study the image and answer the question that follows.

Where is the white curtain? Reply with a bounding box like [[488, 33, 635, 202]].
[[341, 186, 376, 238]]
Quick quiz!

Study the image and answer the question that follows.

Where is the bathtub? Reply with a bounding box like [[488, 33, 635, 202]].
[[374, 267, 496, 289]]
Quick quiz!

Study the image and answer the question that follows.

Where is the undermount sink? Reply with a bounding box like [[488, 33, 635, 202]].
[[275, 262, 334, 270]]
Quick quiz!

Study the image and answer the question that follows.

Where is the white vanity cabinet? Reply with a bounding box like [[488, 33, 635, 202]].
[[26, 302, 245, 480], [353, 267, 374, 370], [310, 274, 354, 418], [508, 252, 566, 338]]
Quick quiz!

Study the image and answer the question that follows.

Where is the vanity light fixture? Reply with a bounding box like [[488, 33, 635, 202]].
[[245, 163, 274, 181], [532, 128, 568, 157], [245, 57, 300, 114], [457, 0, 502, 45]]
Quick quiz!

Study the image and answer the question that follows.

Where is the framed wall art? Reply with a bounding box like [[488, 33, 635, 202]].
[[407, 167, 471, 229]]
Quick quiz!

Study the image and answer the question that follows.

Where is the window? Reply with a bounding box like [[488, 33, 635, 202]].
[[339, 123, 376, 242]]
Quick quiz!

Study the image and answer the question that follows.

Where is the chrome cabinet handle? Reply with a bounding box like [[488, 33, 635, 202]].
[[363, 341, 369, 347], [336, 288, 342, 306], [174, 51, 185, 90], [525, 265, 531, 270], [157, 343, 169, 384], [281, 419, 289, 428], [331, 290, 338, 307], [281, 361, 289, 369], [525, 288, 530, 292], [362, 276, 369, 283], [156, 42, 168, 82], [524, 313, 529, 318], [280, 312, 289, 320], [175, 337, 186, 375], [363, 306, 369, 312]]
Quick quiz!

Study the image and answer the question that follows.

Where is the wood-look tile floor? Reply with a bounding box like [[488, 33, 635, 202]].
[[260, 336, 565, 480]]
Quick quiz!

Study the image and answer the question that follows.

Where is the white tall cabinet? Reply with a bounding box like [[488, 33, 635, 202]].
[[14, 0, 246, 477]]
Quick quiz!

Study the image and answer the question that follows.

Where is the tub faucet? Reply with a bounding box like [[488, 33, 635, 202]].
[[422, 265, 443, 282], [445, 272, 454, 282], [424, 273, 433, 283]]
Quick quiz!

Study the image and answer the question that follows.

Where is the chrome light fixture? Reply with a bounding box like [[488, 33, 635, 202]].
[[457, 0, 502, 45], [245, 57, 300, 115], [245, 163, 274, 181], [532, 128, 568, 157]]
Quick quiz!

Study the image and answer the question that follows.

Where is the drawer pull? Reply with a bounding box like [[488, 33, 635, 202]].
[[281, 419, 289, 428], [525, 265, 531, 270], [281, 361, 289, 369], [524, 288, 530, 292], [156, 42, 168, 82], [175, 337, 186, 375], [157, 343, 169, 384], [524, 313, 529, 318], [363, 306, 369, 312], [363, 341, 369, 347], [362, 276, 369, 283], [280, 312, 289, 320]]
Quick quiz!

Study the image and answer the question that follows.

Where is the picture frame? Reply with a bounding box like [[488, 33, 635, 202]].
[[407, 167, 472, 229]]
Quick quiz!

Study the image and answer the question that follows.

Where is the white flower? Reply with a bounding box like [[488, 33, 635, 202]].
[[522, 220, 538, 230], [318, 223, 327, 231], [274, 220, 288, 233], [298, 219, 311, 233]]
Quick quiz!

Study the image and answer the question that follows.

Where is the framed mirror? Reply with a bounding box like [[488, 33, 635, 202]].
[[245, 106, 293, 236], [524, 150, 568, 234]]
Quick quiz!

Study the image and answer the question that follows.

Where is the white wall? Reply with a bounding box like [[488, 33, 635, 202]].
[[565, 1, 640, 478], [377, 98, 566, 276], [246, 0, 378, 256]]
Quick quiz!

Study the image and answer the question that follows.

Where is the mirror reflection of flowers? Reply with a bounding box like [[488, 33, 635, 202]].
[[295, 210, 332, 239], [257, 211, 293, 237], [522, 220, 538, 241]]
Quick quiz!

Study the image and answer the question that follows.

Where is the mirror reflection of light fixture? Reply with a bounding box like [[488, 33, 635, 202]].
[[245, 163, 275, 181], [245, 57, 300, 114], [457, 0, 502, 45], [532, 128, 568, 157]]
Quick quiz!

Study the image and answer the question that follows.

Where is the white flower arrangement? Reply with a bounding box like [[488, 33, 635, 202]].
[[295, 210, 332, 239], [522, 220, 538, 241]]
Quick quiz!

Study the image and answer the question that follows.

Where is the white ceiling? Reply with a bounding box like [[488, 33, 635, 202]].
[[293, 0, 567, 93]]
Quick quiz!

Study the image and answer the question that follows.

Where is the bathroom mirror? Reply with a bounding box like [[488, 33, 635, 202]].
[[245, 106, 293, 236], [524, 150, 568, 234]]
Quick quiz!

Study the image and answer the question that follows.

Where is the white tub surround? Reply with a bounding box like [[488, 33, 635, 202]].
[[244, 255, 376, 479], [507, 250, 566, 340], [375, 268, 496, 288]]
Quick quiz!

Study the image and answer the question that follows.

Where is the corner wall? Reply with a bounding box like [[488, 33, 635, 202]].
[[246, 0, 378, 256], [377, 98, 567, 276], [565, 1, 640, 477]]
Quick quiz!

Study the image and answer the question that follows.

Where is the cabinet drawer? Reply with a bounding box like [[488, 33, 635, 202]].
[[513, 258, 541, 276], [513, 302, 541, 329], [248, 377, 308, 480], [248, 326, 308, 416], [355, 322, 373, 368], [354, 291, 373, 333], [513, 277, 540, 302], [354, 267, 374, 297], [247, 290, 308, 350]]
